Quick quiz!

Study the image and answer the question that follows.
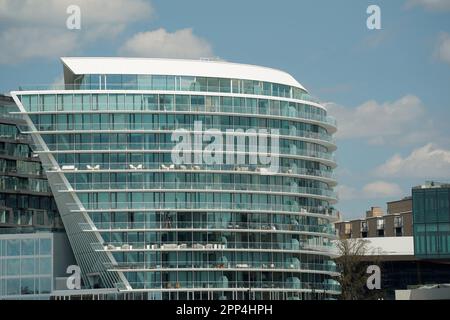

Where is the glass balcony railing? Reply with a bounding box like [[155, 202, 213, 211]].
[[92, 241, 337, 253], [16, 95, 336, 129], [56, 182, 337, 199], [47, 163, 336, 180], [36, 143, 336, 163], [79, 221, 336, 235], [16, 84, 322, 105], [114, 281, 341, 292], [103, 261, 338, 273], [74, 202, 338, 219], [33, 123, 335, 144]]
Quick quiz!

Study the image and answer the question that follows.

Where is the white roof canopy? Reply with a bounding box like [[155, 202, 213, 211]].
[[61, 57, 306, 91]]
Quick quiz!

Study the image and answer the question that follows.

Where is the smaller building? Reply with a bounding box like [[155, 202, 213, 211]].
[[413, 181, 450, 259], [0, 232, 75, 299], [0, 94, 64, 232], [335, 193, 450, 300], [335, 198, 412, 240], [0, 94, 75, 300]]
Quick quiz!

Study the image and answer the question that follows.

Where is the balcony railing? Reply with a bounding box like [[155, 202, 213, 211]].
[[114, 281, 341, 292], [56, 182, 337, 199], [72, 201, 338, 220], [79, 221, 336, 236], [46, 162, 336, 181], [103, 261, 338, 273], [91, 241, 338, 254]]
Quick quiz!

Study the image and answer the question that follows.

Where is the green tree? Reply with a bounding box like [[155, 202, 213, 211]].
[[335, 238, 385, 300]]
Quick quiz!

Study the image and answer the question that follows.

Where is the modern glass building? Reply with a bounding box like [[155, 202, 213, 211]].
[[0, 232, 75, 299], [413, 181, 450, 259], [10, 57, 339, 300], [0, 95, 63, 231]]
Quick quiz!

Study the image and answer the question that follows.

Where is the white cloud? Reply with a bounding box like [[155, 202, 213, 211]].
[[0, 27, 78, 64], [375, 143, 450, 178], [327, 95, 435, 145], [435, 32, 450, 65], [336, 185, 359, 200], [405, 0, 450, 11], [0, 0, 153, 64], [0, 0, 152, 26], [362, 181, 403, 198], [118, 28, 214, 59], [337, 181, 403, 200]]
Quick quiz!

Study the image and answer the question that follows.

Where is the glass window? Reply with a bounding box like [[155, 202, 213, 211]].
[[137, 75, 151, 90], [191, 96, 205, 111], [62, 95, 73, 111], [21, 258, 35, 275], [107, 75, 122, 89], [166, 76, 175, 90], [7, 239, 20, 256], [207, 78, 219, 92], [39, 277, 52, 294], [437, 190, 450, 222], [7, 279, 20, 296], [20, 95, 31, 111], [231, 79, 241, 94], [43, 95, 56, 112], [175, 95, 190, 110], [144, 95, 158, 110], [122, 75, 137, 89], [413, 191, 425, 223], [219, 78, 231, 93], [109, 94, 118, 110], [152, 75, 167, 90], [21, 239, 35, 255], [179, 76, 196, 91], [39, 238, 51, 255], [160, 95, 174, 111], [196, 77, 207, 91], [97, 94, 108, 110], [263, 82, 271, 95], [30, 95, 38, 112], [124, 94, 134, 110], [7, 258, 20, 275], [133, 94, 143, 110], [243, 80, 254, 94], [21, 278, 35, 295], [82, 94, 91, 111], [39, 257, 52, 274], [73, 94, 82, 111]]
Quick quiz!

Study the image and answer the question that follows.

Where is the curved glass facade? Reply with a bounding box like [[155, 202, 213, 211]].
[[11, 58, 339, 300]]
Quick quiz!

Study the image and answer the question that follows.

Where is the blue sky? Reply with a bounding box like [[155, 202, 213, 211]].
[[0, 0, 449, 219]]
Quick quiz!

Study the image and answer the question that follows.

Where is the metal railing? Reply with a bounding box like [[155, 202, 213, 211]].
[[56, 182, 337, 199], [114, 281, 341, 292], [92, 241, 338, 253], [33, 123, 335, 143], [103, 261, 338, 273], [36, 143, 336, 162], [79, 221, 335, 235], [74, 202, 338, 219], [48, 163, 336, 180]]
